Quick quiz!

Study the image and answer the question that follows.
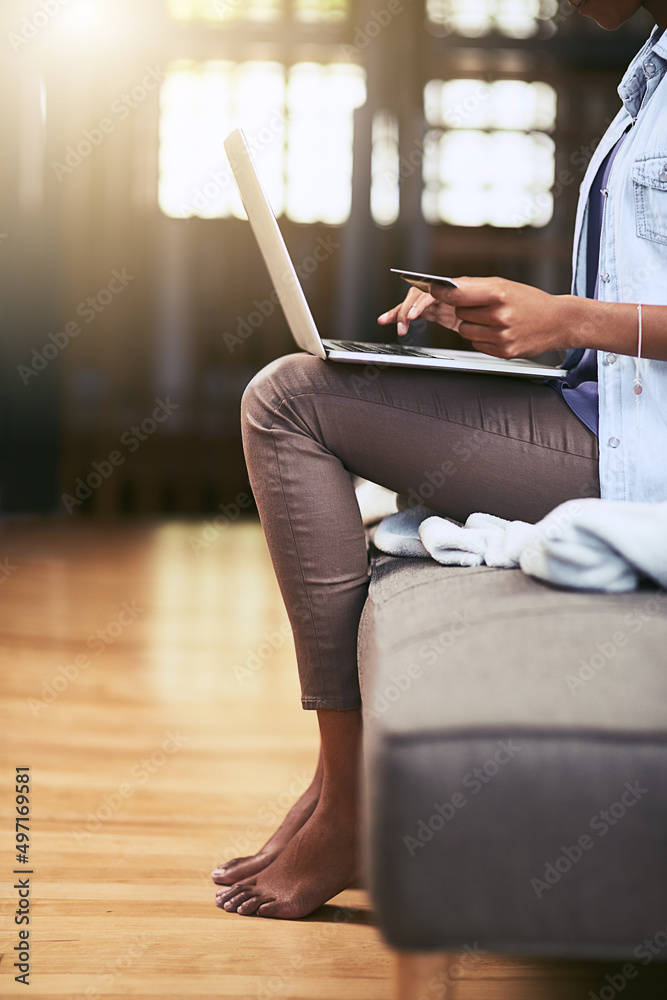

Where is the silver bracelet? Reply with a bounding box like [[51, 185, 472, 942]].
[[634, 303, 643, 434], [634, 303, 643, 396]]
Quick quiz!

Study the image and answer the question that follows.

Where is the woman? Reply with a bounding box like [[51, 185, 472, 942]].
[[213, 0, 667, 918]]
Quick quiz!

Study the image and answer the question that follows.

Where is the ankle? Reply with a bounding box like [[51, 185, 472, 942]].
[[317, 784, 359, 821]]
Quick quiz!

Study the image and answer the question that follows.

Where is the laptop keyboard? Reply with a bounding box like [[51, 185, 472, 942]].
[[324, 339, 450, 359]]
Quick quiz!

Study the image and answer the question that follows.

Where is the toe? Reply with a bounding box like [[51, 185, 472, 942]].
[[212, 853, 271, 884], [256, 898, 287, 918], [236, 894, 269, 916], [221, 890, 257, 912], [215, 881, 254, 906], [212, 866, 243, 885], [211, 858, 247, 882], [214, 855, 245, 870], [215, 886, 238, 906]]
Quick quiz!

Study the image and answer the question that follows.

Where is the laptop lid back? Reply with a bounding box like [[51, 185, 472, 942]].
[[224, 128, 326, 360]]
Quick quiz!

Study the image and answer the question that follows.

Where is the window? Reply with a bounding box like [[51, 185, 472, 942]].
[[158, 61, 366, 224], [426, 0, 559, 39], [422, 78, 556, 227], [371, 111, 400, 227], [166, 0, 348, 23], [293, 0, 348, 23]]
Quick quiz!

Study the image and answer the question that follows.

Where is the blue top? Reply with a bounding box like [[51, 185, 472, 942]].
[[568, 25, 667, 503], [551, 126, 631, 436]]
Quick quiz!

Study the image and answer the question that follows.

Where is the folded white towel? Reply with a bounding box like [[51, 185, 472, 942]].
[[374, 498, 667, 593], [419, 511, 537, 568]]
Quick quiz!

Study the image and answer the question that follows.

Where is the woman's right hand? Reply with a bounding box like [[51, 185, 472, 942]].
[[377, 285, 462, 338]]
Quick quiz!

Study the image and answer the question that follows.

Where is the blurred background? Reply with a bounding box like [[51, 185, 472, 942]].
[[0, 0, 653, 517]]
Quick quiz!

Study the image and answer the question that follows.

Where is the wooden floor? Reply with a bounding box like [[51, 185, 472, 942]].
[[1, 518, 665, 1000]]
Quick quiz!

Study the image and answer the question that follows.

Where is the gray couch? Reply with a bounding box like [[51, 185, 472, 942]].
[[359, 551, 667, 998]]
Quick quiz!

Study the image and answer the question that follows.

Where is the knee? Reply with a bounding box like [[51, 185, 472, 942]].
[[241, 352, 321, 431]]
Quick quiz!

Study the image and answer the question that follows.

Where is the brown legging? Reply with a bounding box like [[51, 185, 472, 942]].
[[241, 352, 600, 710]]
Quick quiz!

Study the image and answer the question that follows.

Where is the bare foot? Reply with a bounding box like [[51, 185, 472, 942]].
[[214, 798, 358, 919], [211, 756, 323, 885]]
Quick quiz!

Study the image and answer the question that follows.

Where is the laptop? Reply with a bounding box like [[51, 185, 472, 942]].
[[223, 128, 566, 380]]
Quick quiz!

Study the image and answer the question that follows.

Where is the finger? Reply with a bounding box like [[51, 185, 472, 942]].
[[431, 277, 504, 309], [378, 287, 422, 325], [406, 291, 435, 322], [457, 322, 514, 358], [426, 301, 462, 330], [470, 342, 505, 357], [456, 320, 501, 345], [397, 289, 433, 335], [377, 304, 402, 324], [455, 304, 511, 327], [456, 317, 505, 337]]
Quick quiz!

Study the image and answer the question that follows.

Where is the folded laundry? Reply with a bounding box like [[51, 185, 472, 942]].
[[373, 498, 667, 593]]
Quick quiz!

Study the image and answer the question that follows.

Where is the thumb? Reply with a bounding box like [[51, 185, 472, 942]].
[[429, 275, 471, 304]]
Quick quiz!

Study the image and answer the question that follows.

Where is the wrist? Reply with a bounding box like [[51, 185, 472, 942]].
[[555, 295, 590, 350]]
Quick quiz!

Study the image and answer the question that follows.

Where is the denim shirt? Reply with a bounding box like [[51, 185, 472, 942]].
[[569, 25, 667, 503]]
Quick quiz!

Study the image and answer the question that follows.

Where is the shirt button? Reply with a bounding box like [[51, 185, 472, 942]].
[[645, 62, 656, 76], [608, 437, 620, 448], [660, 165, 667, 183], [605, 353, 617, 364], [599, 272, 610, 282]]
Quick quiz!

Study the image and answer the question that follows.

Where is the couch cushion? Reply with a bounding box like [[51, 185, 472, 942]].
[[360, 553, 667, 958]]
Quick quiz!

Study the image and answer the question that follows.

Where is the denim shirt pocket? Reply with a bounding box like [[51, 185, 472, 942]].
[[632, 153, 667, 245]]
